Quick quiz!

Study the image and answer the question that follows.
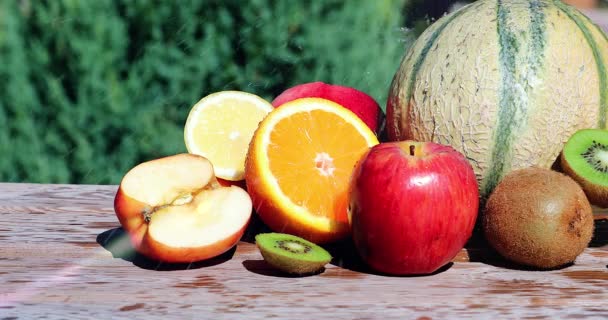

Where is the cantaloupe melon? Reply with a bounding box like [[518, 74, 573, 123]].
[[387, 0, 608, 197]]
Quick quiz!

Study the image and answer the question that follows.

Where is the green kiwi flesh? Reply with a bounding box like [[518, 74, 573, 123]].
[[561, 128, 608, 207], [255, 233, 332, 275], [483, 167, 594, 269]]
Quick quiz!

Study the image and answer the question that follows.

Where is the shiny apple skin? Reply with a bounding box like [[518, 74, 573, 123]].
[[348, 141, 479, 275], [271, 81, 383, 134]]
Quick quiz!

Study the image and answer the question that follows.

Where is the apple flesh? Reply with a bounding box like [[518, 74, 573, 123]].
[[272, 81, 384, 134], [114, 153, 252, 263], [348, 141, 479, 275]]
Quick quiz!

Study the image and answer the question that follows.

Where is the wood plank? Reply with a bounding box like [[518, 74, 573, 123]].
[[0, 183, 607, 319]]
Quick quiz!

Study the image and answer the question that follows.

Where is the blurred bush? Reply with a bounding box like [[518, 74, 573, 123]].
[[0, 0, 414, 184]]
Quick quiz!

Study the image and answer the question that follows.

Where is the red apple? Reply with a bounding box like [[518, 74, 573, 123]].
[[114, 153, 252, 263], [348, 141, 479, 275], [272, 81, 384, 134]]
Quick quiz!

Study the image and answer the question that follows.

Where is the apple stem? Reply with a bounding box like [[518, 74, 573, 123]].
[[409, 145, 416, 156]]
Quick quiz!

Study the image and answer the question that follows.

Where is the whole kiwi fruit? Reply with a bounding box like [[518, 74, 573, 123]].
[[483, 167, 594, 269], [561, 128, 608, 207]]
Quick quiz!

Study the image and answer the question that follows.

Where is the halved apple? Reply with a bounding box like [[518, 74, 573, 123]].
[[114, 153, 252, 263]]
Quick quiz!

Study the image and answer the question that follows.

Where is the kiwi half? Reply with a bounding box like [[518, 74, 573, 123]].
[[255, 233, 332, 275], [483, 167, 594, 269], [561, 128, 608, 207]]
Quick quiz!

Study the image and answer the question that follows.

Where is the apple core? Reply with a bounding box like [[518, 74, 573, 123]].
[[141, 190, 202, 222]]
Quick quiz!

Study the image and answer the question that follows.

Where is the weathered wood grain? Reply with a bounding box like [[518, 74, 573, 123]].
[[0, 183, 606, 319]]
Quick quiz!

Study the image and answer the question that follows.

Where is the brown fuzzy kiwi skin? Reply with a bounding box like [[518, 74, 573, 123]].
[[560, 152, 608, 208], [483, 167, 594, 269]]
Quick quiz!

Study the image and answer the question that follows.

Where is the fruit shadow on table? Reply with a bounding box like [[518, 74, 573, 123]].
[[463, 223, 608, 271], [240, 216, 339, 278], [95, 216, 607, 274], [328, 218, 607, 274], [243, 215, 455, 277], [324, 239, 454, 277], [96, 227, 235, 271], [243, 214, 608, 276], [589, 218, 608, 247], [241, 259, 327, 278]]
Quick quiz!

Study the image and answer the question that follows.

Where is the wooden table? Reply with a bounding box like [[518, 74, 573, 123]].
[[1, 183, 607, 319]]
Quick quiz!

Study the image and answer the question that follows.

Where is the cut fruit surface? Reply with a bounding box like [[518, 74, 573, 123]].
[[561, 128, 608, 207], [114, 153, 253, 263], [184, 91, 273, 181], [119, 154, 215, 207], [149, 187, 252, 248], [245, 98, 379, 243], [562, 129, 608, 187], [255, 233, 332, 275]]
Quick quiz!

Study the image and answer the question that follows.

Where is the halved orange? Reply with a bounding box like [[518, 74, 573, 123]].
[[184, 91, 273, 181], [245, 98, 379, 244]]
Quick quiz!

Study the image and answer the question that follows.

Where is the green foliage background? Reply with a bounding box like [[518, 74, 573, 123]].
[[0, 0, 417, 184]]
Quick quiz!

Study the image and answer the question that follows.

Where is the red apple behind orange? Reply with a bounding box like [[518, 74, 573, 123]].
[[272, 81, 384, 134], [348, 141, 479, 275]]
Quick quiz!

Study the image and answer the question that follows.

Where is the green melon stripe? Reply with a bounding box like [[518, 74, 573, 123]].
[[553, 0, 607, 129], [579, 9, 608, 128], [485, 0, 519, 196], [484, 0, 547, 196], [402, 5, 471, 112], [528, 0, 546, 75]]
